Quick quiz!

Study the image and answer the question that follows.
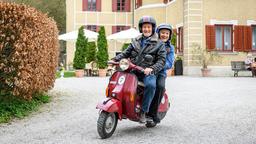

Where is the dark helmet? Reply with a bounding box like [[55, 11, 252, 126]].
[[138, 16, 157, 34], [156, 23, 173, 40]]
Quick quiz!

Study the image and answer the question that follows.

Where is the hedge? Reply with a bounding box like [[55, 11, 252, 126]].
[[0, 2, 59, 99]]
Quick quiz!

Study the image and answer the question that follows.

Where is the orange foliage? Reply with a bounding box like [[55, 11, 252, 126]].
[[0, 2, 59, 99]]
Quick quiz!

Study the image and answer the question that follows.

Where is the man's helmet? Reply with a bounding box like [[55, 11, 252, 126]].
[[138, 16, 156, 34], [156, 23, 173, 40]]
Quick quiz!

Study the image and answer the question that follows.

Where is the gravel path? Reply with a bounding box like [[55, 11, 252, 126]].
[[0, 76, 256, 144]]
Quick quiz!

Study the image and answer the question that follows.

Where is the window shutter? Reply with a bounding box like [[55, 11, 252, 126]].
[[244, 26, 252, 52], [126, 0, 131, 12], [163, 0, 168, 4], [112, 0, 117, 12], [82, 0, 88, 11], [136, 0, 142, 8], [205, 25, 215, 51], [234, 25, 244, 52], [234, 26, 252, 52], [112, 26, 117, 34], [96, 26, 100, 32], [96, 0, 101, 11]]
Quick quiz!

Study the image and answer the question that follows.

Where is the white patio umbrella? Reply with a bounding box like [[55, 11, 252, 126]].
[[58, 29, 98, 41], [107, 28, 141, 42]]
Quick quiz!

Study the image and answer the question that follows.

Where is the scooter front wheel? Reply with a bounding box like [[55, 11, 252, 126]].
[[97, 111, 118, 139]]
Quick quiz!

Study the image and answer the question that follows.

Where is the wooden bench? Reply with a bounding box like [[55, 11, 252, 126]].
[[231, 61, 251, 77]]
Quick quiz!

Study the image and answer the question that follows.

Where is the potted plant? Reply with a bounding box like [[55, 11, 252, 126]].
[[191, 43, 222, 77], [96, 26, 109, 77], [73, 26, 88, 77], [85, 42, 97, 76]]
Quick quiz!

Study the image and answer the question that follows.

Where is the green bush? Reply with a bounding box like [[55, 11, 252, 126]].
[[96, 26, 109, 69], [171, 32, 177, 49], [73, 26, 88, 69], [121, 43, 130, 51], [56, 71, 75, 78], [87, 42, 96, 63], [0, 93, 51, 123]]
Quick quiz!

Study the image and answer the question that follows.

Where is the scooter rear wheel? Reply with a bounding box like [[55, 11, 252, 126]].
[[158, 111, 167, 120], [97, 111, 118, 139]]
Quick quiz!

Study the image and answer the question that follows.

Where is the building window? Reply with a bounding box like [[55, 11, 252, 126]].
[[252, 26, 256, 50], [112, 26, 129, 34], [88, 0, 96, 11], [86, 25, 97, 32], [215, 25, 233, 51], [83, 0, 101, 11], [177, 27, 183, 53], [116, 26, 126, 32], [117, 0, 126, 11]]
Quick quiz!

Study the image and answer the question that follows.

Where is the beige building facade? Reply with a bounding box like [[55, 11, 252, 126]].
[[66, 0, 256, 76]]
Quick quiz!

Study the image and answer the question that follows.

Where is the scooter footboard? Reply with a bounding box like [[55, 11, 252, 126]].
[[96, 98, 122, 119]]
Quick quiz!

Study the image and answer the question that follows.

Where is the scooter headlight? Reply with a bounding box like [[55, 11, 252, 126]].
[[119, 59, 129, 71]]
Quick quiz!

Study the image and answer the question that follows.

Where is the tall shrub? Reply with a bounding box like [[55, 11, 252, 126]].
[[73, 26, 88, 69], [96, 26, 109, 69], [86, 42, 96, 63], [0, 2, 59, 99], [121, 43, 130, 51]]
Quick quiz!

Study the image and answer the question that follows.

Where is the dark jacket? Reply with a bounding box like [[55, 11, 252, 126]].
[[113, 33, 166, 74]]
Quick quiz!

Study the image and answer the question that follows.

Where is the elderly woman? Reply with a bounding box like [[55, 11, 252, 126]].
[[245, 53, 256, 77]]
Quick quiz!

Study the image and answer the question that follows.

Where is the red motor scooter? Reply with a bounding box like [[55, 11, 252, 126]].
[[96, 58, 170, 139]]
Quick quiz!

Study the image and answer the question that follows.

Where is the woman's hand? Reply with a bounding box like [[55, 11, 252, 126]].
[[144, 68, 153, 75]]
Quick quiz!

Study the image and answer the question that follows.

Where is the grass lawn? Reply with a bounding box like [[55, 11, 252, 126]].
[[56, 71, 75, 78]]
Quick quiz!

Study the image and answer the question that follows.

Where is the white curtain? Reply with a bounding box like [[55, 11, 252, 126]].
[[224, 26, 231, 50], [253, 27, 256, 50], [215, 27, 222, 50]]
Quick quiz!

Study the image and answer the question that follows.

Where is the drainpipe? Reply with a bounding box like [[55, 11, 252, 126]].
[[132, 0, 135, 28]]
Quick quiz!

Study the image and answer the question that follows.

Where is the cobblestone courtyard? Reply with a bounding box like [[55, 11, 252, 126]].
[[0, 76, 256, 144]]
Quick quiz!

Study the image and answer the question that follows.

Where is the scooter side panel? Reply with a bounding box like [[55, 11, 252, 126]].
[[158, 93, 170, 112], [122, 73, 139, 120]]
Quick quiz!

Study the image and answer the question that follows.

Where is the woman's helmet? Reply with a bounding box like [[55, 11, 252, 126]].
[[138, 16, 156, 34], [156, 23, 173, 40]]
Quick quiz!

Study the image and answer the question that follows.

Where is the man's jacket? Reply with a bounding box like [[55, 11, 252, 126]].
[[114, 33, 166, 74]]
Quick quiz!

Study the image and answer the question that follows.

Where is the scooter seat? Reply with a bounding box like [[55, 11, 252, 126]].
[[138, 81, 145, 87]]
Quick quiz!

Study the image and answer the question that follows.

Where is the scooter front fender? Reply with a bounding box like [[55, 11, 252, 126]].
[[96, 98, 122, 120]]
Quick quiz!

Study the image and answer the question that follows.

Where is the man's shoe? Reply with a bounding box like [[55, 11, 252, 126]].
[[145, 121, 157, 128], [153, 116, 161, 124], [139, 112, 146, 123]]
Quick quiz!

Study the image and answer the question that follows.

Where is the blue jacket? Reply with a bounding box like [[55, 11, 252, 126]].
[[159, 41, 175, 77]]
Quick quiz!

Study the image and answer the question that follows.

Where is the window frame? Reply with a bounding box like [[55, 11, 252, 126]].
[[87, 0, 97, 11], [117, 0, 126, 12], [177, 27, 183, 54], [116, 26, 126, 33], [86, 25, 98, 32], [214, 24, 233, 52]]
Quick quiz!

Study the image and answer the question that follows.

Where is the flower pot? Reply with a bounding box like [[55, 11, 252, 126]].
[[201, 68, 211, 77], [98, 69, 107, 77], [174, 60, 183, 75], [75, 69, 84, 77]]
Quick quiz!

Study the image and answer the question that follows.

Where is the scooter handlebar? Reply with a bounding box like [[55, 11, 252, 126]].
[[107, 60, 119, 65]]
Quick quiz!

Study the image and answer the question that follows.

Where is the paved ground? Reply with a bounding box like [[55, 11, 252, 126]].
[[0, 76, 256, 144]]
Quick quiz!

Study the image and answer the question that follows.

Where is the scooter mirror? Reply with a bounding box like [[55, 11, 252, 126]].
[[144, 55, 153, 63]]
